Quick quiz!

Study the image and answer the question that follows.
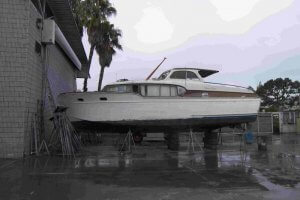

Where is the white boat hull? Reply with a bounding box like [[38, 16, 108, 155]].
[[58, 92, 260, 132]]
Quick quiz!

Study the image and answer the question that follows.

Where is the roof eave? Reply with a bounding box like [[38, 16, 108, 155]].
[[47, 0, 88, 78]]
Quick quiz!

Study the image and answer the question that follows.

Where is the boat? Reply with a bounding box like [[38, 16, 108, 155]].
[[57, 68, 261, 135]]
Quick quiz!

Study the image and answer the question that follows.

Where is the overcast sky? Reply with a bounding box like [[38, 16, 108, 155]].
[[78, 0, 300, 91]]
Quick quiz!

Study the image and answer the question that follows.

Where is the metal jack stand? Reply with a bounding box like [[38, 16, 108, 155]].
[[187, 129, 203, 153], [240, 123, 248, 151], [119, 129, 136, 153]]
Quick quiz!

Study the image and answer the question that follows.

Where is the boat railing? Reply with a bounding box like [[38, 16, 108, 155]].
[[204, 82, 251, 90]]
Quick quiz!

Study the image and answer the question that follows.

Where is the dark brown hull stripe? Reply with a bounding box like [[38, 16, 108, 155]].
[[184, 90, 257, 98]]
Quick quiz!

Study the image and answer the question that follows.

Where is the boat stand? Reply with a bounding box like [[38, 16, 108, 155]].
[[187, 129, 203, 153], [119, 129, 136, 153], [239, 123, 248, 151]]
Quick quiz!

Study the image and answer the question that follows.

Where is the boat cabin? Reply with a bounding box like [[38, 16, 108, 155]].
[[102, 68, 211, 97], [101, 67, 255, 98], [102, 68, 219, 96]]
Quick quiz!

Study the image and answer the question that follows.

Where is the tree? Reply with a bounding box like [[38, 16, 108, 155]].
[[95, 22, 122, 91], [70, 0, 117, 92], [70, 0, 84, 37], [256, 78, 300, 111]]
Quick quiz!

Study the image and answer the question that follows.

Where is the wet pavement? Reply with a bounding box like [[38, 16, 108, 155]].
[[1, 134, 300, 200]]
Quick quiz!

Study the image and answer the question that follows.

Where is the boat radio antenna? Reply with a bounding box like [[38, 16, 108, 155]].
[[146, 57, 167, 80]]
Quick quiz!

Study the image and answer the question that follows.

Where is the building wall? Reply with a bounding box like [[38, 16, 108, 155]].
[[297, 118, 300, 133], [0, 0, 30, 158], [0, 1, 78, 158], [279, 111, 299, 133], [44, 44, 77, 139], [23, 1, 43, 157]]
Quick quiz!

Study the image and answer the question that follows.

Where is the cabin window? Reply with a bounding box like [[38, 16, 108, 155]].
[[170, 71, 199, 80], [170, 71, 186, 79], [117, 85, 127, 92], [170, 86, 177, 96], [140, 85, 185, 97], [140, 85, 146, 96], [161, 85, 170, 96], [177, 87, 186, 96], [147, 85, 160, 96], [132, 85, 139, 93], [187, 71, 199, 79], [158, 70, 171, 80], [104, 86, 116, 92], [103, 85, 134, 93]]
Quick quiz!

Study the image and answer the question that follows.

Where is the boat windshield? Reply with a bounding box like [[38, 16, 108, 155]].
[[157, 70, 171, 80]]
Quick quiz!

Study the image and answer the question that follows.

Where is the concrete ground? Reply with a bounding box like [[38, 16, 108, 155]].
[[1, 133, 300, 200]]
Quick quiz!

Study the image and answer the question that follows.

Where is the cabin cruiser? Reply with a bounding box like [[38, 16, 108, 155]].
[[57, 68, 260, 134]]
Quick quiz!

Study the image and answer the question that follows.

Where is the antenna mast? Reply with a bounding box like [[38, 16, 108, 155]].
[[146, 57, 167, 80]]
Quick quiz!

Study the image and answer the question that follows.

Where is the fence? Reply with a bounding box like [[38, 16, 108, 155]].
[[221, 112, 273, 135], [280, 111, 300, 133]]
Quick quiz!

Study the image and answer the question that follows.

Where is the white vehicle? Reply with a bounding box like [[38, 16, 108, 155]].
[[58, 68, 260, 135]]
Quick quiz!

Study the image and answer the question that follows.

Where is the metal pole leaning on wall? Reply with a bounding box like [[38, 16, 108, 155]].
[[257, 113, 260, 142], [256, 113, 259, 146], [271, 113, 274, 134], [36, 0, 48, 149]]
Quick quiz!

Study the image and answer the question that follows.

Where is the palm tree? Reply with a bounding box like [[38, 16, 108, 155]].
[[95, 21, 122, 91], [71, 0, 117, 91]]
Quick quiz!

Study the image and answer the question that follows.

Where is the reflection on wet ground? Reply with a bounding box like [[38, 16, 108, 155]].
[[0, 134, 300, 199]]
